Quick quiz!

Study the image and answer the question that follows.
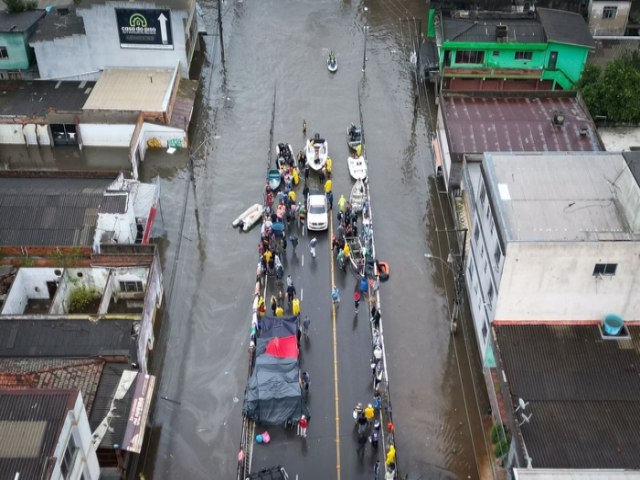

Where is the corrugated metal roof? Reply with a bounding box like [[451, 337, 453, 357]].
[[0, 177, 126, 246], [29, 8, 85, 43], [0, 319, 139, 360], [442, 94, 603, 154], [484, 152, 638, 242], [496, 324, 640, 469], [0, 389, 76, 479], [89, 363, 134, 449]]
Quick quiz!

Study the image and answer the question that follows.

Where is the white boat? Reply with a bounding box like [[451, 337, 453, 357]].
[[350, 179, 366, 213], [305, 133, 328, 171], [327, 52, 337, 73], [232, 203, 264, 231], [348, 155, 367, 180]]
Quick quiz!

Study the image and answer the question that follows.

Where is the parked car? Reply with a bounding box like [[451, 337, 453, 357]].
[[307, 192, 328, 231]]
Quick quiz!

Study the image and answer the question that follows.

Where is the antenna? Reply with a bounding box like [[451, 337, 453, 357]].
[[518, 412, 532, 426], [515, 397, 529, 412]]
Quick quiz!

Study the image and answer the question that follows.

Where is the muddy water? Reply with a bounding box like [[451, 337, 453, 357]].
[[140, 0, 488, 478]]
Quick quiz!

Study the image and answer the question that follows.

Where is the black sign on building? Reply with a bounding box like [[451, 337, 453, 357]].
[[116, 8, 174, 49]]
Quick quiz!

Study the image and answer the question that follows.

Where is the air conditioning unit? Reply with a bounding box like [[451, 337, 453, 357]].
[[496, 25, 508, 41]]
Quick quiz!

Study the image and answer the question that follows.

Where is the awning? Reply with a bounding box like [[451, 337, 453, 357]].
[[122, 372, 156, 453]]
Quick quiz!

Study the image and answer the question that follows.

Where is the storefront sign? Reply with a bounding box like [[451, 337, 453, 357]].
[[116, 8, 173, 49]]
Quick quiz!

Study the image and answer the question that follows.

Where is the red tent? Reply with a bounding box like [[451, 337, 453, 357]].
[[264, 335, 299, 359]]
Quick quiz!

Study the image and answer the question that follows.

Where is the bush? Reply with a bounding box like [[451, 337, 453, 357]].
[[494, 439, 510, 458], [69, 286, 101, 313], [6, 0, 37, 12], [490, 422, 508, 444]]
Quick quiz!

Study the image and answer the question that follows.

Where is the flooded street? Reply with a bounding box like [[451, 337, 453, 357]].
[[139, 0, 489, 478]]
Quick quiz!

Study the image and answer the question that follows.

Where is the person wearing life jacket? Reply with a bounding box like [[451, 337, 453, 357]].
[[338, 194, 346, 213]]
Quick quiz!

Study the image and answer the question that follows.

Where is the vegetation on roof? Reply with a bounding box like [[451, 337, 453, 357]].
[[578, 52, 640, 124], [5, 0, 37, 13]]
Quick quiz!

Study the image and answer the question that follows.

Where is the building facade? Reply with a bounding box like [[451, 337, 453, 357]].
[[588, 0, 632, 35], [431, 8, 595, 91], [30, 0, 197, 80], [462, 152, 640, 361], [0, 11, 45, 79]]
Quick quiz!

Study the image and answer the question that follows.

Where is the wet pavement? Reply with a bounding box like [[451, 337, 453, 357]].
[[135, 0, 490, 479]]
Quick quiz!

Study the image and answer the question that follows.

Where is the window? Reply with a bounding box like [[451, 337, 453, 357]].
[[593, 263, 617, 276], [474, 224, 480, 243], [486, 204, 491, 220], [468, 259, 474, 283], [494, 244, 501, 264], [493, 51, 499, 57], [455, 50, 485, 64], [489, 217, 495, 236], [487, 283, 494, 305], [0, 47, 7, 59], [120, 280, 144, 292], [514, 51, 533, 60], [482, 321, 488, 340], [479, 183, 486, 205], [61, 435, 78, 478], [603, 6, 617, 19]]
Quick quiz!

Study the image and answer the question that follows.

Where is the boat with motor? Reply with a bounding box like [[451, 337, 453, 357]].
[[347, 123, 362, 151], [347, 154, 367, 180], [327, 51, 337, 73], [276, 142, 294, 168], [350, 179, 365, 213], [268, 169, 281, 190], [305, 133, 328, 171], [232, 203, 264, 231]]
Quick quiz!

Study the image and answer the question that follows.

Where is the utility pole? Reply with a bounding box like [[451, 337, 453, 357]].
[[362, 26, 368, 72], [217, 0, 226, 70]]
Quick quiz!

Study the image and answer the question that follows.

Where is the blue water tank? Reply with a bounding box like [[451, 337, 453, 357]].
[[603, 314, 624, 336]]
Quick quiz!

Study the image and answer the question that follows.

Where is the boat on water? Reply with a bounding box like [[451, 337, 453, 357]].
[[350, 179, 366, 213], [232, 203, 264, 231], [276, 142, 294, 168], [305, 133, 328, 171], [348, 155, 367, 180], [327, 51, 337, 73], [268, 169, 281, 190], [347, 123, 362, 151]]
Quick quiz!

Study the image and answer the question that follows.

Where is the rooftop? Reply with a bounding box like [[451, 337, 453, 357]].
[[0, 10, 45, 33], [441, 92, 603, 154], [0, 173, 126, 246], [0, 389, 77, 479], [83, 68, 176, 112], [440, 8, 594, 48], [536, 7, 595, 48], [29, 7, 85, 43], [0, 80, 94, 118], [484, 152, 640, 242], [495, 324, 640, 469], [0, 318, 139, 359]]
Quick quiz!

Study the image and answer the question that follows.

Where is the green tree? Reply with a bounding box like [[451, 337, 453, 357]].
[[578, 55, 640, 123], [6, 0, 37, 12]]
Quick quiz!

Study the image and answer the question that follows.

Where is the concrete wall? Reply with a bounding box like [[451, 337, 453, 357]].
[[588, 0, 631, 35], [51, 268, 109, 314], [138, 254, 163, 372], [0, 32, 32, 70], [589, 37, 640, 69], [2, 268, 61, 315], [32, 35, 96, 81], [79, 124, 135, 147], [496, 241, 640, 322], [50, 392, 101, 480]]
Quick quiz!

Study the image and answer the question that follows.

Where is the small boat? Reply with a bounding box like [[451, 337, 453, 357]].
[[377, 261, 390, 282], [305, 133, 328, 171], [347, 123, 362, 151], [268, 169, 281, 190], [232, 203, 264, 231], [350, 179, 366, 213], [276, 142, 294, 168], [348, 155, 367, 180], [327, 52, 337, 73]]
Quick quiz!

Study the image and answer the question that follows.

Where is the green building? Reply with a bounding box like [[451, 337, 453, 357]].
[[0, 10, 45, 79], [430, 8, 595, 91]]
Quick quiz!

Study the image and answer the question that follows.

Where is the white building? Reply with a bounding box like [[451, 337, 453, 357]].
[[0, 389, 100, 479], [587, 0, 631, 36], [29, 0, 198, 80], [462, 152, 640, 361]]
